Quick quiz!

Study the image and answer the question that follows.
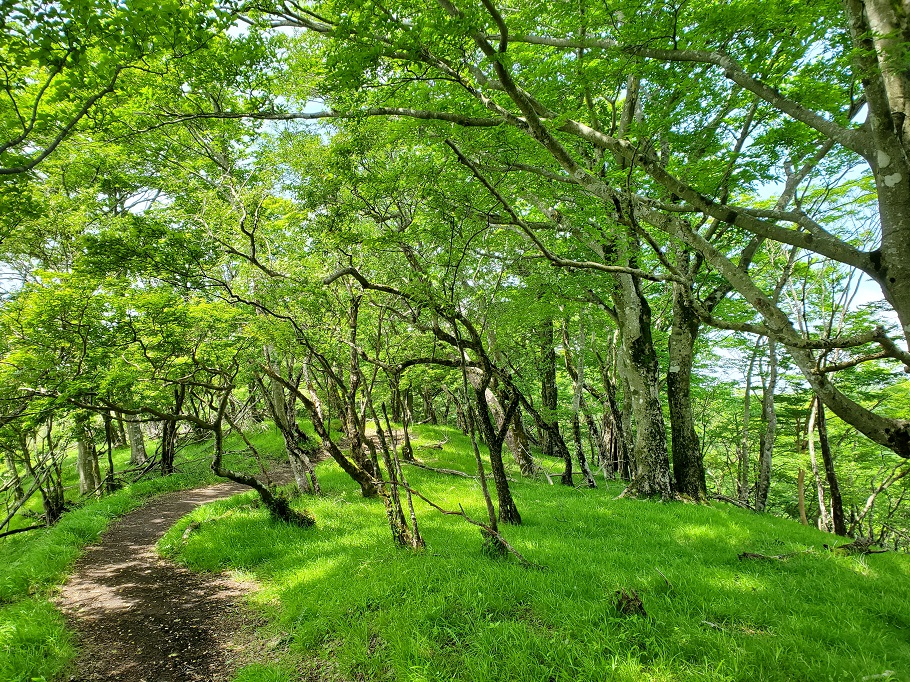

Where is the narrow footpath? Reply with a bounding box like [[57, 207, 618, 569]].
[[55, 482, 263, 682]]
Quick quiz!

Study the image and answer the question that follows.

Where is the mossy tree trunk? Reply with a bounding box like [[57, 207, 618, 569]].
[[614, 272, 673, 499], [667, 287, 707, 501]]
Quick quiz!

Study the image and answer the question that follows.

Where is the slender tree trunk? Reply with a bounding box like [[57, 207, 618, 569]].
[[755, 338, 778, 512], [161, 385, 186, 476], [797, 468, 808, 525], [4, 450, 24, 502], [569, 323, 596, 488], [594, 409, 615, 478], [667, 287, 707, 500], [112, 412, 127, 448], [443, 385, 468, 433], [102, 412, 116, 493], [816, 401, 847, 536], [264, 372, 320, 494], [508, 406, 538, 476], [597, 346, 629, 480], [388, 370, 403, 424], [372, 409, 413, 547], [807, 398, 831, 531], [739, 340, 759, 504], [619, 370, 635, 481]]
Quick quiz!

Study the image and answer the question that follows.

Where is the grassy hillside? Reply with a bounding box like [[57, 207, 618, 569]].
[[160, 425, 910, 682]]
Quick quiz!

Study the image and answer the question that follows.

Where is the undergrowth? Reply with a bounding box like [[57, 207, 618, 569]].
[[158, 424, 910, 682]]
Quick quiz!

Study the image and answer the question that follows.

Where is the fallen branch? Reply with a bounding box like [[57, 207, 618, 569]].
[[416, 437, 449, 450], [824, 537, 887, 555], [0, 523, 47, 539], [713, 495, 754, 511]]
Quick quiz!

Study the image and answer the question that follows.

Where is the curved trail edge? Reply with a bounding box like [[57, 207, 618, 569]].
[[55, 481, 267, 682]]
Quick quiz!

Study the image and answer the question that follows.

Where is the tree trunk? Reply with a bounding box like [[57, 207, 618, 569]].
[[468, 369, 522, 524], [77, 439, 99, 496], [420, 387, 438, 425], [597, 346, 630, 480], [592, 409, 614, 478], [797, 468, 808, 525], [265, 373, 320, 494], [127, 417, 147, 465], [614, 272, 673, 498], [755, 338, 778, 512], [845, 0, 910, 358], [807, 398, 831, 531], [619, 371, 635, 481], [111, 412, 127, 448], [102, 412, 116, 493], [569, 323, 596, 488], [667, 287, 707, 501], [738, 340, 759, 504], [816, 401, 847, 536], [490, 386, 537, 476], [508, 405, 538, 476], [539, 317, 559, 459], [388, 370, 403, 424], [443, 385, 468, 433], [160, 419, 178, 476], [4, 450, 24, 502]]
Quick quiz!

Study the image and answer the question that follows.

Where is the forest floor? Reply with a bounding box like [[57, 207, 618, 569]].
[[54, 482, 274, 682]]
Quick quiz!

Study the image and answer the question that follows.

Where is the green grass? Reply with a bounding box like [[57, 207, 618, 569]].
[[160, 424, 910, 682], [0, 426, 287, 682]]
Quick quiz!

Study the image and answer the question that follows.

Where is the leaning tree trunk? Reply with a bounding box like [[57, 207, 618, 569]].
[[614, 272, 673, 499], [667, 286, 707, 501], [845, 0, 910, 356]]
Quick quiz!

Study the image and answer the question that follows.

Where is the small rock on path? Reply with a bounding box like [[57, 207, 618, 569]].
[[56, 482, 262, 682]]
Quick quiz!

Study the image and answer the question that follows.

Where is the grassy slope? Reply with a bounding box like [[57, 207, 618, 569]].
[[160, 425, 910, 682], [0, 430, 282, 682]]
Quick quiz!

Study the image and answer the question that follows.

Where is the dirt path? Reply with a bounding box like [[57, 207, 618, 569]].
[[55, 482, 265, 682]]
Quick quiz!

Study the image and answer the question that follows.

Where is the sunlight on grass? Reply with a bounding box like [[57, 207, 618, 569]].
[[152, 424, 910, 682]]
